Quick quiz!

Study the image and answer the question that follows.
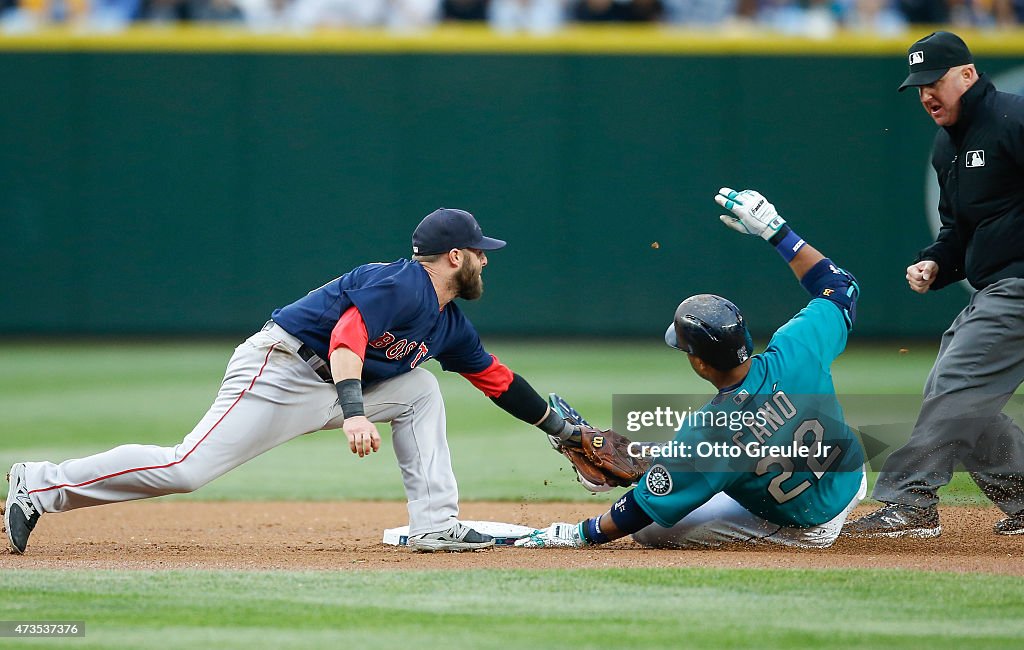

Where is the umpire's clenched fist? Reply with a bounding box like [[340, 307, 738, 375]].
[[907, 260, 939, 294]]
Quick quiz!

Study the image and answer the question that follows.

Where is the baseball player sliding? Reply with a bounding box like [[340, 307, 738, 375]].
[[4, 208, 593, 554], [518, 188, 867, 549]]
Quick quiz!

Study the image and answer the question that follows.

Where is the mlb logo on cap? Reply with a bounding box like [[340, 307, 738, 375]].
[[898, 31, 973, 92]]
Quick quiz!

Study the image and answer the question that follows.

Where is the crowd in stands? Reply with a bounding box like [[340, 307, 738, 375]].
[[2, 0, 1022, 33]]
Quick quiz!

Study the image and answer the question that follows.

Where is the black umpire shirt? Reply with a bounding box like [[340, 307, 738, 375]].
[[916, 74, 1024, 291]]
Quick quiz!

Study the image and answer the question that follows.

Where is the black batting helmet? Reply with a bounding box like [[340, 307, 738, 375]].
[[664, 294, 753, 371]]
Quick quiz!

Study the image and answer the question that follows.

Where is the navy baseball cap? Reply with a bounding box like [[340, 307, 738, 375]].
[[411, 208, 506, 256], [898, 31, 973, 92]]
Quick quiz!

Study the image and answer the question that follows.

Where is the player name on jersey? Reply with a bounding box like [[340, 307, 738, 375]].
[[731, 390, 798, 446]]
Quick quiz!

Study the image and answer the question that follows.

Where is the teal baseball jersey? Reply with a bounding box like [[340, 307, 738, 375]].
[[634, 298, 865, 529]]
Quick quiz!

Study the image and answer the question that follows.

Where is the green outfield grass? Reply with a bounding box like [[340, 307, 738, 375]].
[[0, 340, 994, 503], [2, 568, 1023, 650]]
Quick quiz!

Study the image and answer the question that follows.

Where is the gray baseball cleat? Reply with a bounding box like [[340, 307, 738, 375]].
[[3, 463, 41, 554], [994, 512, 1024, 536], [842, 502, 941, 539], [407, 519, 494, 552]]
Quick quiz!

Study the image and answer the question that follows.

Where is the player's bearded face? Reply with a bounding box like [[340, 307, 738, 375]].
[[454, 250, 484, 300]]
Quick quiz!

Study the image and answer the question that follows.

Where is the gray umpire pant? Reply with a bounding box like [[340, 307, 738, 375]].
[[873, 277, 1024, 515]]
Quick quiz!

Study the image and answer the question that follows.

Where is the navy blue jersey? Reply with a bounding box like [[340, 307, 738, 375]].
[[270, 259, 492, 384]]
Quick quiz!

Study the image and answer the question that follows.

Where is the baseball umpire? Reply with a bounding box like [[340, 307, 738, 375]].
[[3, 208, 589, 554], [844, 32, 1024, 538], [517, 188, 867, 549]]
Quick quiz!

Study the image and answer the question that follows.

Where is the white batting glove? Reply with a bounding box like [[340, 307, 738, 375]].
[[514, 522, 587, 548], [715, 187, 786, 241]]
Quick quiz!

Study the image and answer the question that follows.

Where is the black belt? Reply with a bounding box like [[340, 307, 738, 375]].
[[298, 344, 334, 384], [263, 321, 334, 384]]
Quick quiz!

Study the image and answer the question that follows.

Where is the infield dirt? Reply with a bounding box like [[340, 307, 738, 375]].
[[2, 502, 1019, 574]]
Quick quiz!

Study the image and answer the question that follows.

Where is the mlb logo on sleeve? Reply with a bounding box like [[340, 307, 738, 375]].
[[966, 151, 985, 168], [909, 51, 924, 65]]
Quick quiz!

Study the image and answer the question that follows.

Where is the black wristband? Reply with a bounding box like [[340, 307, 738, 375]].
[[537, 408, 569, 437], [767, 223, 792, 246], [335, 379, 365, 419]]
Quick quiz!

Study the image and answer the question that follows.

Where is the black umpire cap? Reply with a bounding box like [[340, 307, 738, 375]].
[[898, 31, 973, 92], [412, 208, 507, 256]]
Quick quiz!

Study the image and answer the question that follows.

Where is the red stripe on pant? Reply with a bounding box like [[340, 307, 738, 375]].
[[29, 343, 278, 496]]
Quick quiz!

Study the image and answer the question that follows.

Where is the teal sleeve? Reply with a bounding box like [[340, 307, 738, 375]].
[[766, 299, 848, 368], [634, 465, 734, 528]]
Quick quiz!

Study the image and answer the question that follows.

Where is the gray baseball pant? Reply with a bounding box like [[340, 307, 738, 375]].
[[22, 323, 460, 535], [633, 471, 866, 549], [873, 277, 1024, 514]]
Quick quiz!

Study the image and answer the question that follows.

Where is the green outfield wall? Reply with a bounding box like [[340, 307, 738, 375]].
[[4, 28, 1024, 338]]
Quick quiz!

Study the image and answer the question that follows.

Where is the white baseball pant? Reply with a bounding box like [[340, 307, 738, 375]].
[[633, 471, 867, 549], [22, 323, 459, 535]]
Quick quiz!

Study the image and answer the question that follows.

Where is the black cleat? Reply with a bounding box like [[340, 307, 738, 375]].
[[842, 503, 941, 539], [4, 463, 41, 554], [994, 512, 1024, 536]]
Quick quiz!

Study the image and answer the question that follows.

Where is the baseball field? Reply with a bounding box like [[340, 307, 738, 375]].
[[2, 339, 1023, 649]]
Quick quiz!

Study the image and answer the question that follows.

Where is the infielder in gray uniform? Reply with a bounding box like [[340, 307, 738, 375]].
[[4, 208, 588, 554], [845, 32, 1024, 538]]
